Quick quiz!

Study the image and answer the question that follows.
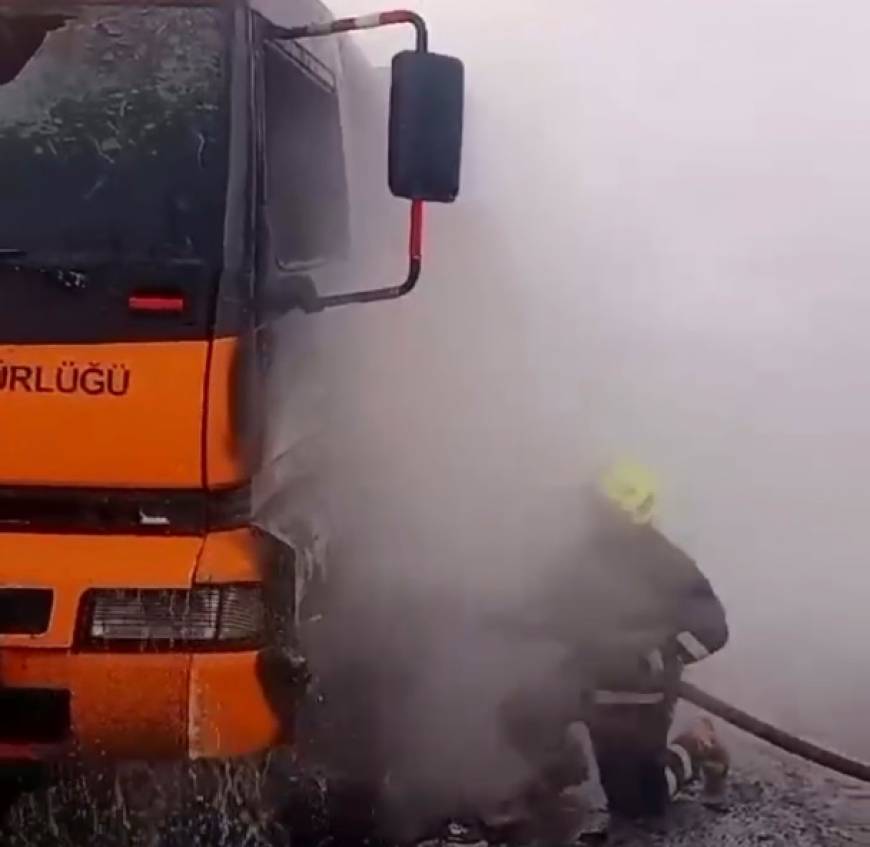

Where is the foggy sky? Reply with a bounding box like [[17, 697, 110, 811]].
[[311, 0, 870, 758]]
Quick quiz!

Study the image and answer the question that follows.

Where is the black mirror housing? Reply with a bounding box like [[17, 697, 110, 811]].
[[389, 50, 464, 203]]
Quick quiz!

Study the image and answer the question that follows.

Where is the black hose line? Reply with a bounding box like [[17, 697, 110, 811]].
[[679, 681, 870, 784]]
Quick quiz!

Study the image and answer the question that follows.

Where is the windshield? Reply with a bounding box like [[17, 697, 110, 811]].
[[0, 4, 229, 266]]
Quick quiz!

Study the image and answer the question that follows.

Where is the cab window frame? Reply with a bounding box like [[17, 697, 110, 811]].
[[252, 15, 351, 320]]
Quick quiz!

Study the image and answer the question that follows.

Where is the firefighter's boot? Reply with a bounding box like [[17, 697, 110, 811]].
[[671, 718, 730, 807]]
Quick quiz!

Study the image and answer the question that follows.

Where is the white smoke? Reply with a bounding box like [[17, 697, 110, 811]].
[[256, 1, 870, 828], [323, 0, 870, 756]]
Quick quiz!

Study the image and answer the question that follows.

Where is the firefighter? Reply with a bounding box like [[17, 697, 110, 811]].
[[495, 460, 730, 842]]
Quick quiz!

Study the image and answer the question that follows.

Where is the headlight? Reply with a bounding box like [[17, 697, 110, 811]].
[[81, 584, 264, 650]]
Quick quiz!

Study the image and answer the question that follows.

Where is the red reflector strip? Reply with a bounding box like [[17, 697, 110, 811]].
[[409, 199, 424, 261], [379, 11, 415, 26], [128, 294, 185, 313]]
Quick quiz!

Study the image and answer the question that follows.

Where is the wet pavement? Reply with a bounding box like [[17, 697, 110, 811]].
[[3, 733, 869, 846]]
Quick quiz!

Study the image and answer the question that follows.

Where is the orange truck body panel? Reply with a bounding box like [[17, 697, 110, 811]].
[[204, 336, 248, 489], [0, 338, 245, 489], [0, 342, 207, 488]]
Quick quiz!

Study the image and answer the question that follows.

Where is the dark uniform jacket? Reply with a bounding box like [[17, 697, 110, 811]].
[[512, 520, 729, 698]]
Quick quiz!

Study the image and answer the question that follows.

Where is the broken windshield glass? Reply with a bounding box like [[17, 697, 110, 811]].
[[0, 5, 229, 267]]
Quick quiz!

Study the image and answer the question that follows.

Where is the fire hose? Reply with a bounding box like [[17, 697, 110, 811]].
[[486, 615, 870, 783], [679, 681, 870, 784]]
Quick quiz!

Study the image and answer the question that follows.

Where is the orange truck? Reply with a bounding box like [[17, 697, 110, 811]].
[[0, 0, 463, 807]]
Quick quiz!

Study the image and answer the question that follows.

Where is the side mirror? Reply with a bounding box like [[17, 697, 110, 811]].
[[389, 51, 464, 204], [272, 11, 465, 311]]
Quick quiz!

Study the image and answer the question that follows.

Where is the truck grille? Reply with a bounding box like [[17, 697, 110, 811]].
[[0, 485, 250, 535], [0, 588, 53, 635]]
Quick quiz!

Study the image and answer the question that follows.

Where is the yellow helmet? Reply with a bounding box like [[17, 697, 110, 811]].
[[598, 460, 659, 525]]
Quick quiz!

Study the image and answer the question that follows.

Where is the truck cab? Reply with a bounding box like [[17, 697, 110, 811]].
[[0, 0, 462, 763]]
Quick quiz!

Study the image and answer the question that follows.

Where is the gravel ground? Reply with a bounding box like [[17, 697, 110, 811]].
[[3, 731, 869, 846]]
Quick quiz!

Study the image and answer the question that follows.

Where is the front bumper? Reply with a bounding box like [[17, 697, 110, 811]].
[[0, 648, 286, 761], [0, 530, 306, 762]]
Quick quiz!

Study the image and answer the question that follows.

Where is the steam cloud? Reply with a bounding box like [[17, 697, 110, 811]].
[[255, 0, 870, 832]]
